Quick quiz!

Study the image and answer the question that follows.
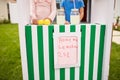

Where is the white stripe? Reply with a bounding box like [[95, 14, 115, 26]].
[[65, 25, 70, 32], [32, 25, 40, 80], [43, 25, 50, 80], [54, 25, 60, 80], [76, 25, 80, 32], [55, 69, 60, 80], [84, 24, 91, 80], [65, 25, 70, 80], [75, 25, 80, 80], [54, 24, 60, 33], [93, 25, 101, 80], [65, 68, 70, 80], [75, 68, 80, 80], [19, 24, 28, 80]]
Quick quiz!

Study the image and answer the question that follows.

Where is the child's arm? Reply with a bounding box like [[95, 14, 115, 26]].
[[78, 0, 84, 21], [47, 0, 57, 22], [79, 7, 84, 21], [31, 0, 37, 24]]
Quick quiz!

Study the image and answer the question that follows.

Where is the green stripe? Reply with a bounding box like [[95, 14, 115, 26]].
[[59, 25, 65, 32], [80, 25, 86, 80], [59, 25, 65, 80], [97, 25, 106, 80], [70, 25, 76, 32], [70, 25, 75, 80], [48, 25, 55, 80], [25, 26, 34, 80], [37, 26, 45, 80], [88, 25, 96, 80]]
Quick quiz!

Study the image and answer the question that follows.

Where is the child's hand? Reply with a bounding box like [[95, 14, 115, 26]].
[[65, 21, 70, 25], [32, 19, 38, 25], [44, 18, 52, 24]]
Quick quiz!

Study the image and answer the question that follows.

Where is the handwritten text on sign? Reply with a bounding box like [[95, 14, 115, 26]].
[[57, 36, 78, 66], [54, 32, 81, 68]]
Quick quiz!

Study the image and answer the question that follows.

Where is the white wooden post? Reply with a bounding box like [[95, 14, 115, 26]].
[[91, 0, 114, 80], [17, 0, 30, 80], [114, 0, 120, 17], [9, 2, 18, 23]]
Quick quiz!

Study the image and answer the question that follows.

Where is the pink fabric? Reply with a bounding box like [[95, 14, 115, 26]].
[[31, 0, 56, 21]]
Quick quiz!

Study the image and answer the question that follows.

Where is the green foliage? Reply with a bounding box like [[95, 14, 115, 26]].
[[113, 16, 120, 31], [109, 43, 120, 80], [0, 19, 10, 24], [114, 26, 120, 31]]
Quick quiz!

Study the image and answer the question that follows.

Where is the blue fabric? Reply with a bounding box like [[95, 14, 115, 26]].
[[61, 0, 85, 22]]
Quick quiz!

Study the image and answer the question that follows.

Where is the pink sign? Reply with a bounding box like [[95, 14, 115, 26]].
[[54, 32, 81, 68], [57, 36, 78, 67]]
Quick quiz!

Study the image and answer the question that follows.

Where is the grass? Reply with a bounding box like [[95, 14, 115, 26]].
[[0, 24, 22, 80], [109, 42, 120, 80], [0, 23, 120, 80]]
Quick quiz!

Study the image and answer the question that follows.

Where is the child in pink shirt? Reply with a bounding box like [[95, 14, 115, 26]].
[[31, 0, 56, 24]]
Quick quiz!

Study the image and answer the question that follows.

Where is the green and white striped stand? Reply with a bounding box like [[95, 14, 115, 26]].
[[21, 24, 106, 80]]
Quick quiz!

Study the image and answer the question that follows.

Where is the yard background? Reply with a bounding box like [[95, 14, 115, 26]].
[[0, 24, 120, 80]]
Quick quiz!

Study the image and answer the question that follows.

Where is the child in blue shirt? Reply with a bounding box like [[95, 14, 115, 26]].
[[60, 0, 85, 24]]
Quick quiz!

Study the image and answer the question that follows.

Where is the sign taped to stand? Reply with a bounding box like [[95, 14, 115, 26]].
[[53, 32, 81, 69]]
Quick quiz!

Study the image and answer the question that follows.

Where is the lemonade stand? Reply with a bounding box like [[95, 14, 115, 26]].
[[17, 0, 114, 80]]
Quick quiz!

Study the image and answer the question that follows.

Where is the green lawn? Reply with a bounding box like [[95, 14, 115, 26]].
[[0, 24, 22, 80], [109, 42, 120, 80], [0, 24, 120, 80]]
